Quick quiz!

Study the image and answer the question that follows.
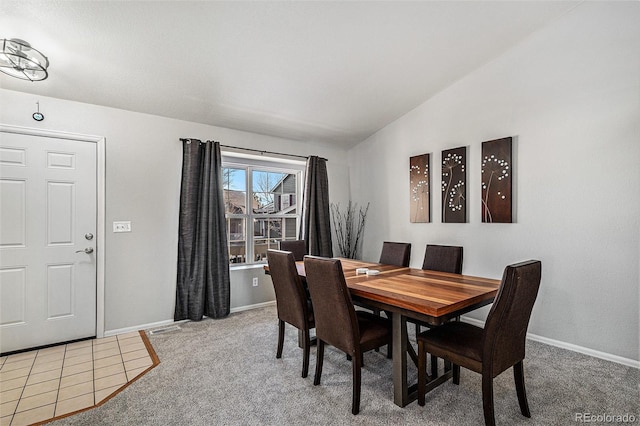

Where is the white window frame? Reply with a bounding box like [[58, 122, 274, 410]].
[[222, 152, 305, 268]]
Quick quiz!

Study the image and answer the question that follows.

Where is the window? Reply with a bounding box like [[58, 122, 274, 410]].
[[222, 155, 304, 265]]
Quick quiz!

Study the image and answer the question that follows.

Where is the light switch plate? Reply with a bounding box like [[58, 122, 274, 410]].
[[113, 221, 132, 233]]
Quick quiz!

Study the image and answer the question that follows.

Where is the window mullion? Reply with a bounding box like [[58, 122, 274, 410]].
[[246, 165, 254, 264]]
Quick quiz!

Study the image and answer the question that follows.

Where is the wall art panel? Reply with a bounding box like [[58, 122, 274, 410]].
[[441, 146, 467, 223], [481, 137, 512, 223], [410, 153, 430, 223]]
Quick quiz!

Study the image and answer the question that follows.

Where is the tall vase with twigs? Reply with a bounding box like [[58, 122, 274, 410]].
[[330, 201, 370, 259]]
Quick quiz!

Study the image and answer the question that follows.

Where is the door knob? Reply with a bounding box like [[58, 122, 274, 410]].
[[76, 247, 94, 254]]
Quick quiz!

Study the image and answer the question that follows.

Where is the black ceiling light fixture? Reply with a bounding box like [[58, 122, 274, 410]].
[[0, 38, 49, 81]]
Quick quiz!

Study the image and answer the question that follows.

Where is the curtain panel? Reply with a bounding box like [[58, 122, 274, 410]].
[[301, 156, 333, 257], [175, 139, 230, 321]]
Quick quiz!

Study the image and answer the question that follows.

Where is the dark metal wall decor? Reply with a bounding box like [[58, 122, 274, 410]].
[[441, 146, 467, 223], [481, 137, 512, 223], [410, 153, 430, 223]]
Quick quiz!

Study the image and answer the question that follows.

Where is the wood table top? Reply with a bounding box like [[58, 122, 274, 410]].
[[266, 257, 501, 320]]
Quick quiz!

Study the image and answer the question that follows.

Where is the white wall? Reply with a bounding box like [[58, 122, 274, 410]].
[[348, 2, 639, 362], [0, 89, 351, 333]]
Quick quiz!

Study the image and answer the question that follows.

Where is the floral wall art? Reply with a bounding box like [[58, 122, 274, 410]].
[[441, 146, 467, 223], [481, 137, 513, 223], [409, 153, 430, 223]]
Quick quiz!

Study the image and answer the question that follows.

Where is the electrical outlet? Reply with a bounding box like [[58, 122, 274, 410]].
[[252, 277, 259, 287], [113, 221, 131, 233]]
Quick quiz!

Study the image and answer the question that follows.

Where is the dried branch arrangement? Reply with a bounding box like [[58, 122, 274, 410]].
[[330, 201, 370, 259]]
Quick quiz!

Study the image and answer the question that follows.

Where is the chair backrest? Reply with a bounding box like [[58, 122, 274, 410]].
[[421, 244, 463, 273], [482, 260, 542, 377], [304, 256, 359, 355], [267, 249, 311, 330], [279, 240, 306, 261], [379, 241, 411, 267]]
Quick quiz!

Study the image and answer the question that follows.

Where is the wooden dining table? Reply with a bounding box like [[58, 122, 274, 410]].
[[265, 257, 501, 407]]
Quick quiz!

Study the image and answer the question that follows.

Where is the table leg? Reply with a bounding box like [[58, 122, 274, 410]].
[[392, 313, 453, 406], [392, 313, 411, 407]]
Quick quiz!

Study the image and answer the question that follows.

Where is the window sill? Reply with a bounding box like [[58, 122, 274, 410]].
[[229, 263, 267, 272]]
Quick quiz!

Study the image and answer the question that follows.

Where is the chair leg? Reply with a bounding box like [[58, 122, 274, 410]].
[[514, 361, 531, 417], [430, 354, 438, 378], [346, 353, 363, 367], [352, 351, 362, 415], [372, 308, 381, 316], [453, 364, 460, 385], [314, 340, 325, 386], [301, 329, 311, 378], [373, 308, 381, 352], [417, 340, 426, 406], [482, 374, 496, 426], [276, 320, 285, 359]]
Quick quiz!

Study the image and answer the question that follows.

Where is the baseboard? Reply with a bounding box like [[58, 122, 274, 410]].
[[461, 316, 640, 369], [104, 319, 189, 337], [230, 300, 276, 313], [104, 302, 276, 337]]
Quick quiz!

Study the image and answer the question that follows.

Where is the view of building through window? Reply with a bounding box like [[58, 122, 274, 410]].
[[223, 160, 302, 264]]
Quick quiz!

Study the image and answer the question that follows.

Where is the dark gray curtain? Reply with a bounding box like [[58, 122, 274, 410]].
[[300, 156, 333, 257], [175, 139, 230, 321]]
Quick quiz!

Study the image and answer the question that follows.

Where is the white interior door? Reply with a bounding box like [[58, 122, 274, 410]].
[[0, 131, 97, 353]]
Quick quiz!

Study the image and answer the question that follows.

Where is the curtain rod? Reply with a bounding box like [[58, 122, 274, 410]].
[[179, 139, 327, 162]]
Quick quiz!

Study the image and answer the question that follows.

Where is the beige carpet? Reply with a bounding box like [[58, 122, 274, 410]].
[[47, 306, 640, 426]]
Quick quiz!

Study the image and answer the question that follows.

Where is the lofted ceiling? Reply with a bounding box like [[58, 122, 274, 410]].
[[0, 1, 581, 147]]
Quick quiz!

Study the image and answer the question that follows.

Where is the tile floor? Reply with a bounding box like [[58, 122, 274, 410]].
[[0, 331, 157, 426]]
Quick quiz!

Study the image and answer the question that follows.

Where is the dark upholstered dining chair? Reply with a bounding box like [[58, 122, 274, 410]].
[[266, 249, 315, 378], [304, 256, 392, 415], [422, 244, 463, 273], [279, 239, 306, 261], [417, 260, 542, 426], [379, 241, 411, 267]]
